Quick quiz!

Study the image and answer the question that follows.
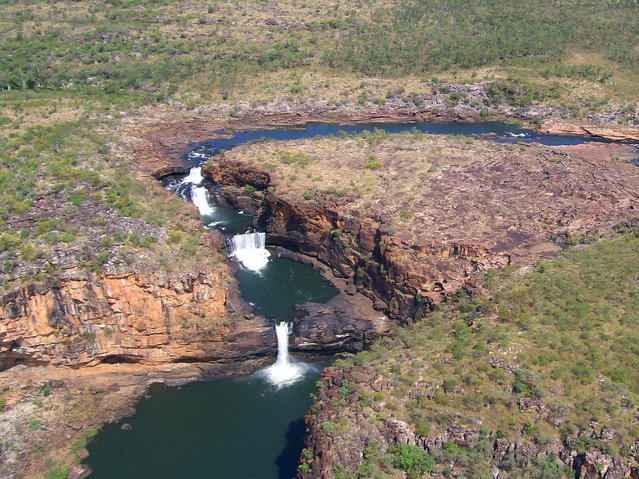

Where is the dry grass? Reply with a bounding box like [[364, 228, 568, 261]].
[[225, 132, 639, 248]]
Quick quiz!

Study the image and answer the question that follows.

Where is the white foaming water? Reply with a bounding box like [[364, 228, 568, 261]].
[[230, 232, 270, 271], [263, 322, 306, 387], [191, 186, 216, 216], [187, 150, 209, 161], [182, 166, 204, 185]]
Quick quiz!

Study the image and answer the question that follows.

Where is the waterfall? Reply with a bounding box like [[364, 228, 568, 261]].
[[182, 166, 204, 185], [191, 186, 216, 217], [167, 166, 203, 201], [264, 322, 305, 387], [229, 232, 270, 271]]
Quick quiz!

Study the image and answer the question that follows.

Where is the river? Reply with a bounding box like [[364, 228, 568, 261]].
[[85, 120, 619, 478]]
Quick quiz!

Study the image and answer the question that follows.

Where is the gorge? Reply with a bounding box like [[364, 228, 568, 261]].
[[2, 118, 639, 478], [83, 120, 638, 477]]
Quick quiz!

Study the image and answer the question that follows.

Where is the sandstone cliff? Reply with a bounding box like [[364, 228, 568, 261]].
[[203, 135, 639, 324], [0, 267, 274, 369]]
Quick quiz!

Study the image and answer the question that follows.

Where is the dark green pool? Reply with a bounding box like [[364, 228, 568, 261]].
[[85, 366, 325, 479], [85, 253, 336, 478], [236, 257, 336, 320]]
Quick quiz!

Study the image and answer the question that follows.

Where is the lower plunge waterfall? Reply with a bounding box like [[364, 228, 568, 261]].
[[261, 322, 307, 388]]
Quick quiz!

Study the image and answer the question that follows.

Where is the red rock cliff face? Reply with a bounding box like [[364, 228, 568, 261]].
[[204, 179, 508, 321], [0, 268, 274, 369], [267, 197, 508, 319], [199, 156, 511, 321]]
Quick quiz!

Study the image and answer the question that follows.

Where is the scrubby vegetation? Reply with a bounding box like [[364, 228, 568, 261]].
[[1, 1, 638, 478], [0, 0, 638, 112], [0, 117, 210, 291], [310, 232, 639, 477], [324, 0, 639, 77]]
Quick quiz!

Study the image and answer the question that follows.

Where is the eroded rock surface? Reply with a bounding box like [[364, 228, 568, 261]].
[[208, 136, 639, 321], [0, 268, 274, 369]]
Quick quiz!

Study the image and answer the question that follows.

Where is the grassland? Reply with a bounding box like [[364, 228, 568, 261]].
[[1, 0, 638, 112], [305, 231, 639, 478], [0, 115, 216, 292]]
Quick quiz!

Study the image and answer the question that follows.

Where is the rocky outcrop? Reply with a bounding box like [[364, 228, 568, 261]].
[[203, 159, 271, 190], [0, 268, 274, 369], [300, 367, 639, 479], [293, 293, 392, 352], [201, 135, 639, 324], [542, 120, 639, 142], [207, 180, 511, 322]]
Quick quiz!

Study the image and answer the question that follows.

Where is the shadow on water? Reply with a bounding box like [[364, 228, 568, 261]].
[[235, 257, 337, 320], [275, 417, 307, 479]]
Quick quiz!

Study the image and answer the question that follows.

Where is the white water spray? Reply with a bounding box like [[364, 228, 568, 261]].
[[182, 166, 204, 185], [263, 322, 306, 387], [191, 186, 216, 217], [229, 232, 270, 271]]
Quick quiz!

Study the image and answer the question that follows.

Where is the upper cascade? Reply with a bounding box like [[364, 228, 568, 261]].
[[182, 166, 204, 185]]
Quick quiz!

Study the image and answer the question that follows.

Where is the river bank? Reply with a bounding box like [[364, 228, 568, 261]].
[[128, 93, 639, 179]]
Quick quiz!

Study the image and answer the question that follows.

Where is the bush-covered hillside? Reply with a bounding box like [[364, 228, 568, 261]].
[[303, 231, 639, 478], [1, 0, 638, 106]]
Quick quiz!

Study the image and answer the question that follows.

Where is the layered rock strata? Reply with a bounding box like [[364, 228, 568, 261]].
[[0, 268, 274, 369]]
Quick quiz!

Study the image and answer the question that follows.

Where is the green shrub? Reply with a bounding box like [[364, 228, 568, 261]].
[[415, 421, 430, 437], [60, 233, 75, 243], [280, 151, 314, 167], [67, 191, 87, 206], [442, 441, 459, 454], [443, 379, 457, 393], [45, 463, 70, 479], [0, 232, 20, 251], [363, 159, 382, 170], [168, 231, 182, 244], [512, 369, 545, 398], [572, 360, 594, 384], [321, 421, 336, 434], [28, 419, 43, 430], [389, 444, 434, 476], [92, 252, 109, 272], [339, 380, 356, 399]]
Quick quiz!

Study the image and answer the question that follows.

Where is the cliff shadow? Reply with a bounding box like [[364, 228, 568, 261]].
[[274, 417, 306, 479]]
